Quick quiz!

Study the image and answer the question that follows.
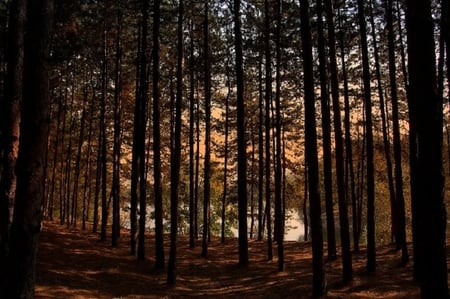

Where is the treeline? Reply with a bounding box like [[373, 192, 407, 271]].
[[0, 0, 448, 298]]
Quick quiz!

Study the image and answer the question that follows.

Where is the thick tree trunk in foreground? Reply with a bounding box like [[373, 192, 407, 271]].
[[6, 0, 54, 297], [405, 0, 449, 297], [0, 0, 24, 280]]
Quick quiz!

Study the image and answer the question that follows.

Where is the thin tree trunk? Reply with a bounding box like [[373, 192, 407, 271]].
[[274, 0, 284, 271], [100, 26, 108, 242], [221, 73, 231, 244], [70, 89, 88, 227], [264, 0, 273, 261], [234, 0, 248, 266], [316, 0, 337, 262], [167, 0, 184, 285], [111, 0, 123, 247], [324, 0, 352, 281], [130, 23, 142, 256], [257, 55, 264, 242], [188, 17, 196, 249], [303, 162, 308, 242], [82, 93, 95, 231], [385, 0, 408, 264], [202, 0, 211, 258], [369, 0, 397, 246], [356, 0, 376, 272], [152, 0, 165, 270]]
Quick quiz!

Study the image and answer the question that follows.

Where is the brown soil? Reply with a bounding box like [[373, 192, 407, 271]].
[[35, 221, 422, 298]]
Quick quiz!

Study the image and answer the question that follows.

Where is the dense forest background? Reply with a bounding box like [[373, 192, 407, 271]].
[[0, 0, 448, 297]]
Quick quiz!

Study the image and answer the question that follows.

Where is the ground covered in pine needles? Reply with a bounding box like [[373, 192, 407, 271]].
[[35, 220, 423, 298]]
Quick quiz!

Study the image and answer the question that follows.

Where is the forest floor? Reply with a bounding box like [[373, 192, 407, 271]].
[[35, 220, 426, 298]]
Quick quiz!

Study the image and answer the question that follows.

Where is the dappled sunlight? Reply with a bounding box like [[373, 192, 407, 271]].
[[34, 221, 429, 298]]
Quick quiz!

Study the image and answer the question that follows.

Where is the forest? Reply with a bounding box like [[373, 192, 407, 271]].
[[0, 0, 449, 298]]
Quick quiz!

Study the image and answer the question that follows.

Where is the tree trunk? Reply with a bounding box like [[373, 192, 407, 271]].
[[264, 0, 273, 261], [202, 0, 211, 258], [71, 89, 88, 227], [130, 23, 142, 256], [368, 0, 397, 246], [324, 0, 352, 282], [6, 0, 54, 296], [274, 0, 284, 272], [356, 0, 376, 272], [167, 0, 184, 285], [234, 0, 248, 266], [100, 26, 108, 242], [221, 71, 231, 244], [152, 0, 165, 270], [385, 0, 408, 264], [316, 0, 337, 262], [300, 0, 326, 296], [337, 3, 359, 253], [405, 0, 449, 296], [111, 0, 123, 247], [0, 0, 24, 280], [188, 17, 196, 249], [257, 55, 264, 242]]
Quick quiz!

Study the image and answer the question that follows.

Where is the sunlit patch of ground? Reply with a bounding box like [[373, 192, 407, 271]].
[[35, 221, 428, 298]]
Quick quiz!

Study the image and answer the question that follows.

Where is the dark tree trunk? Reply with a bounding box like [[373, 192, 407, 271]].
[[100, 27, 108, 242], [324, 0, 352, 282], [49, 85, 63, 222], [130, 23, 142, 256], [64, 90, 75, 229], [152, 0, 165, 270], [5, 0, 54, 296], [303, 162, 308, 242], [385, 0, 408, 264], [167, 0, 184, 285], [111, 0, 123, 248], [316, 0, 337, 262], [368, 0, 397, 246], [337, 4, 359, 253], [300, 0, 326, 296], [264, 0, 273, 261], [70, 89, 88, 227], [188, 17, 196, 249], [234, 0, 248, 266], [405, 0, 449, 297], [221, 73, 231, 244], [0, 0, 24, 279], [82, 94, 95, 231], [356, 0, 376, 273], [257, 56, 264, 242], [202, 0, 211, 258], [274, 0, 284, 272], [136, 0, 150, 261]]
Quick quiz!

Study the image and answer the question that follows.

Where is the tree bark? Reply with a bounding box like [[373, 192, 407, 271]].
[[356, 0, 376, 272], [152, 0, 165, 270], [405, 0, 449, 296], [324, 0, 352, 281], [167, 0, 184, 285], [6, 0, 54, 296], [0, 0, 24, 279], [234, 0, 248, 266], [300, 0, 326, 296], [316, 0, 337, 262], [202, 0, 211, 258]]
